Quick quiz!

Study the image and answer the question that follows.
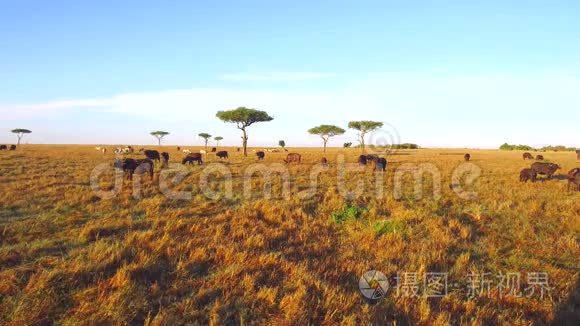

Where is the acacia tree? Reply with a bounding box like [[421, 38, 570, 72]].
[[214, 136, 223, 148], [150, 131, 169, 146], [198, 133, 212, 150], [308, 124, 346, 152], [348, 121, 383, 153], [278, 140, 288, 152], [216, 107, 273, 156], [11, 129, 31, 146]]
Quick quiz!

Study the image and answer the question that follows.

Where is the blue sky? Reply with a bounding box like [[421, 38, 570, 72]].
[[0, 0, 578, 148]]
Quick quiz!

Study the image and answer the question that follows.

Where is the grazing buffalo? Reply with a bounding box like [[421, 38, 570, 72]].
[[182, 153, 203, 165], [161, 152, 169, 166], [374, 157, 387, 172], [211, 147, 217, 152], [523, 152, 533, 160], [114, 158, 154, 180], [9, 145, 16, 151], [536, 155, 544, 160], [283, 153, 301, 164], [567, 168, 580, 192], [216, 151, 229, 159], [519, 168, 537, 183], [531, 162, 561, 179], [464, 153, 471, 161], [143, 150, 161, 162], [320, 157, 328, 166], [0, 145, 6, 150], [358, 155, 368, 165], [256, 151, 265, 160]]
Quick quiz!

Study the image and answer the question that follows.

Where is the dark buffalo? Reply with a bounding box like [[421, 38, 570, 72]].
[[284, 153, 301, 164], [358, 155, 368, 165], [216, 151, 229, 159], [374, 157, 387, 172], [161, 152, 169, 166], [9, 145, 16, 151], [535, 155, 544, 160], [237, 147, 241, 152], [182, 153, 203, 165], [576, 149, 580, 160], [211, 147, 217, 152], [464, 153, 471, 161], [0, 145, 6, 150], [114, 158, 154, 180], [256, 151, 265, 160], [177, 146, 181, 151], [320, 157, 328, 166], [519, 168, 537, 183], [531, 162, 560, 179], [523, 152, 533, 160], [567, 168, 580, 192], [366, 154, 379, 162], [143, 150, 161, 162]]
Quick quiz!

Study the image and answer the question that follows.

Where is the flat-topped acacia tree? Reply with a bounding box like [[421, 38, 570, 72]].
[[150, 131, 169, 146], [216, 107, 273, 156], [11, 129, 31, 146], [214, 136, 223, 148], [198, 133, 212, 150], [348, 120, 383, 153], [308, 124, 346, 152]]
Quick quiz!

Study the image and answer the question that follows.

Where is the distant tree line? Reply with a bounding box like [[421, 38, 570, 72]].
[[499, 143, 576, 152]]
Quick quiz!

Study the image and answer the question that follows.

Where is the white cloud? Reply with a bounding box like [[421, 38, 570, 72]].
[[1, 72, 579, 147]]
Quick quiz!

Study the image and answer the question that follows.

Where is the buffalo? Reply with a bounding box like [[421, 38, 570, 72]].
[[143, 150, 161, 162], [114, 158, 154, 181], [358, 155, 368, 166], [182, 153, 203, 165], [374, 157, 387, 172], [531, 162, 560, 179], [535, 155, 544, 160], [320, 157, 328, 167], [211, 147, 217, 152], [576, 149, 580, 160], [216, 151, 229, 159], [567, 168, 580, 192], [0, 145, 6, 150], [519, 168, 537, 183], [9, 145, 16, 151], [256, 151, 265, 160], [366, 154, 379, 162], [177, 146, 181, 151], [523, 152, 533, 160], [283, 153, 301, 164], [464, 153, 471, 161], [161, 152, 169, 166]]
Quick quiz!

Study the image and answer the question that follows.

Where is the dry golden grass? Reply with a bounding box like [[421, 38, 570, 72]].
[[0, 145, 578, 324]]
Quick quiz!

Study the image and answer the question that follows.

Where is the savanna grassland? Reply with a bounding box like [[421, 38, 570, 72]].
[[0, 145, 578, 325]]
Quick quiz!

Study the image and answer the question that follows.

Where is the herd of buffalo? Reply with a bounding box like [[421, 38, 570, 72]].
[[106, 147, 580, 192], [0, 145, 17, 151], [519, 151, 580, 192]]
